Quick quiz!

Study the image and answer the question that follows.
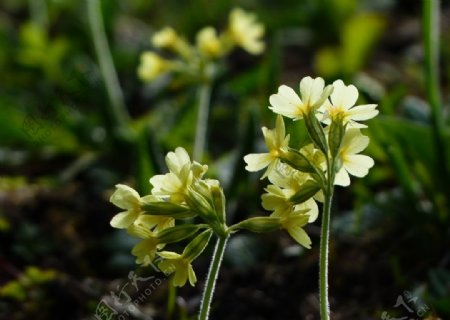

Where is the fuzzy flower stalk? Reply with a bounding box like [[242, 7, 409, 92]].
[[243, 76, 378, 319], [137, 8, 265, 162]]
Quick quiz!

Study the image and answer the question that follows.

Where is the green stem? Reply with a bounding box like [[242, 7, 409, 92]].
[[319, 157, 335, 320], [423, 0, 449, 206], [198, 235, 228, 320], [319, 187, 332, 320], [193, 82, 212, 162], [87, 0, 132, 138]]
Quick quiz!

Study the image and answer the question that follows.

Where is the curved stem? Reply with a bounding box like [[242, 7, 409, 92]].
[[198, 235, 228, 320], [193, 82, 212, 162], [87, 0, 132, 138]]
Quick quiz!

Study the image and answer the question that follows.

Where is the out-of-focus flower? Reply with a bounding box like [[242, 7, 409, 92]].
[[334, 128, 374, 186], [110, 184, 143, 229], [244, 115, 290, 179], [137, 52, 171, 81], [228, 8, 265, 55], [152, 27, 178, 48], [321, 79, 378, 128], [196, 27, 224, 58], [269, 76, 331, 120]]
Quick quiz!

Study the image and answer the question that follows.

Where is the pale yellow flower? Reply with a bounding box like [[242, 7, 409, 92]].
[[228, 8, 265, 55], [132, 237, 163, 266], [196, 27, 224, 58], [334, 128, 374, 186], [150, 147, 207, 203], [263, 164, 319, 222], [152, 27, 178, 48], [269, 76, 330, 120], [158, 251, 197, 287], [321, 79, 378, 128], [110, 184, 143, 229], [137, 52, 171, 81], [244, 115, 290, 179], [280, 212, 311, 248]]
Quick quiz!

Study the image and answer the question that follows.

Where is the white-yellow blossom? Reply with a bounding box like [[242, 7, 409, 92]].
[[158, 251, 197, 287], [228, 8, 265, 55], [152, 27, 178, 48], [110, 184, 144, 229], [334, 128, 374, 186], [244, 115, 289, 179], [137, 51, 171, 81], [196, 27, 224, 58], [150, 147, 208, 203], [269, 76, 331, 120], [321, 79, 378, 128]]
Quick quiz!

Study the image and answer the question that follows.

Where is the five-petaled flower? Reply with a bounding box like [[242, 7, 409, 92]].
[[244, 115, 290, 179], [269, 76, 332, 120], [321, 79, 379, 128]]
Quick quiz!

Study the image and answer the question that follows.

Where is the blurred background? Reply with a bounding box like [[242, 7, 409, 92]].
[[0, 0, 449, 319]]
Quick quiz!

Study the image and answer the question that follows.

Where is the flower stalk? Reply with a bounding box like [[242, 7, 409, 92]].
[[198, 235, 229, 320], [194, 82, 213, 162]]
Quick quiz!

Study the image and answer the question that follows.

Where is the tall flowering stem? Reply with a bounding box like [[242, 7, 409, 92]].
[[198, 235, 229, 320], [194, 82, 213, 162], [244, 76, 378, 319]]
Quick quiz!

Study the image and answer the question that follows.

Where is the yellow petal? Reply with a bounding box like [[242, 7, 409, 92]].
[[334, 167, 351, 186], [347, 104, 379, 121], [300, 76, 325, 106], [287, 226, 312, 249], [330, 80, 358, 109], [110, 211, 138, 229], [187, 264, 197, 286], [244, 153, 272, 172], [344, 154, 374, 177], [110, 184, 140, 210]]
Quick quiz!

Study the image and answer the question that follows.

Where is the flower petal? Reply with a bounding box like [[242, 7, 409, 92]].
[[110, 211, 137, 229], [331, 80, 358, 109], [187, 264, 197, 286], [347, 104, 379, 121], [300, 76, 324, 105], [334, 167, 351, 186], [110, 184, 140, 210], [287, 226, 312, 249], [344, 154, 374, 177], [243, 153, 272, 172]]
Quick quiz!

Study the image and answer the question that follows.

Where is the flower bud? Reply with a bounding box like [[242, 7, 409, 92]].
[[289, 180, 322, 205], [328, 114, 346, 158], [141, 200, 195, 219], [183, 229, 213, 261], [157, 224, 201, 244], [233, 217, 282, 233], [279, 148, 315, 173], [304, 110, 328, 155]]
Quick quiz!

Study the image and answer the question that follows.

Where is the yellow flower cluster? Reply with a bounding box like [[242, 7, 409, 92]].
[[243, 76, 378, 247], [137, 8, 265, 82], [110, 147, 226, 287]]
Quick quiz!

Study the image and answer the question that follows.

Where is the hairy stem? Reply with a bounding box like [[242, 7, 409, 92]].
[[87, 0, 131, 138], [319, 157, 335, 320], [198, 235, 228, 320], [193, 82, 212, 162]]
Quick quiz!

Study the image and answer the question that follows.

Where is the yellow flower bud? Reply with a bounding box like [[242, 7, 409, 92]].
[[196, 26, 224, 58], [137, 51, 171, 81]]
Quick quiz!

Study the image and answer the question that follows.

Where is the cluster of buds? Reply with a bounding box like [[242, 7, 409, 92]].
[[238, 76, 379, 248], [109, 147, 227, 287], [137, 8, 265, 82]]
